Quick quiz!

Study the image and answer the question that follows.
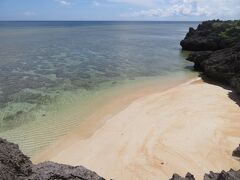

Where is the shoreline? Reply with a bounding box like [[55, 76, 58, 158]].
[[0, 72, 196, 157], [33, 77, 240, 179], [32, 74, 197, 162]]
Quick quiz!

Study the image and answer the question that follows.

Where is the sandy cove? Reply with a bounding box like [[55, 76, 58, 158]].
[[33, 78, 240, 180]]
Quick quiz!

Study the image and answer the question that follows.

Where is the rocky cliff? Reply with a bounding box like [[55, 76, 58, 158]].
[[174, 19, 240, 180], [181, 20, 240, 94], [0, 138, 104, 180], [181, 20, 240, 51]]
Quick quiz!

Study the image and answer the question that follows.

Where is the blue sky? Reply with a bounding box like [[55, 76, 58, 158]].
[[0, 0, 240, 21]]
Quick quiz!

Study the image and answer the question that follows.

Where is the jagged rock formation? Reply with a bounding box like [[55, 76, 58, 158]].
[[186, 42, 240, 93], [0, 138, 105, 180], [232, 145, 240, 158], [170, 170, 240, 180], [181, 20, 240, 94], [204, 169, 240, 180], [0, 138, 33, 180], [30, 161, 104, 180], [170, 172, 195, 180], [181, 20, 240, 51]]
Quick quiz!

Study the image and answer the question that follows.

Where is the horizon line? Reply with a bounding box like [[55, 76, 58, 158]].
[[0, 20, 203, 22]]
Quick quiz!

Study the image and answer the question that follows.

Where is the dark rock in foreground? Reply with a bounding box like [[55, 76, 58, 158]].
[[0, 138, 104, 180], [170, 172, 195, 180], [1, 136, 240, 180], [0, 138, 32, 180], [232, 145, 240, 158], [30, 161, 104, 180], [204, 169, 240, 180], [170, 170, 240, 180]]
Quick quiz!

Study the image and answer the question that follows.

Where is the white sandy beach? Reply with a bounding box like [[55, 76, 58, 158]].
[[33, 78, 240, 180]]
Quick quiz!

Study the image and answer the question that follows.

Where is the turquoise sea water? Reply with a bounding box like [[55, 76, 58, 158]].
[[0, 21, 199, 156]]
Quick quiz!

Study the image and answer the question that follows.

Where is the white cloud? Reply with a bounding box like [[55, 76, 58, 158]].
[[121, 0, 240, 19], [54, 0, 72, 5]]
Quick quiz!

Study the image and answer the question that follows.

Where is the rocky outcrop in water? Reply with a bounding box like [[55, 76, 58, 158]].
[[170, 173, 195, 180], [232, 145, 240, 158], [0, 138, 104, 180], [181, 20, 240, 94]]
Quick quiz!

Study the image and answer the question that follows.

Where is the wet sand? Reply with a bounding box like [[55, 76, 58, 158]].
[[33, 78, 240, 179]]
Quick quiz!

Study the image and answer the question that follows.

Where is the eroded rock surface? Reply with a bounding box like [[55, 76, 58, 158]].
[[0, 138, 32, 180], [30, 161, 105, 180], [232, 145, 240, 158], [0, 138, 104, 180], [181, 20, 240, 51], [204, 169, 240, 180], [181, 20, 240, 94]]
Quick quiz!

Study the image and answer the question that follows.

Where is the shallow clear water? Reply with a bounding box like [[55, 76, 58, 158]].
[[0, 21, 198, 156]]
